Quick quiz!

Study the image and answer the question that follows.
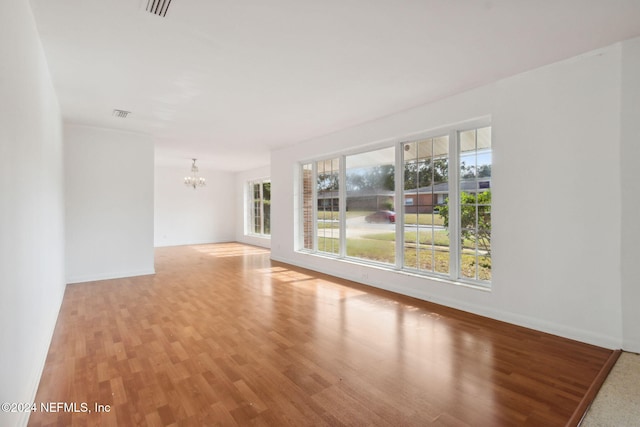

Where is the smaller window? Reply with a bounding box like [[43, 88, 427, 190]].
[[247, 179, 271, 237]]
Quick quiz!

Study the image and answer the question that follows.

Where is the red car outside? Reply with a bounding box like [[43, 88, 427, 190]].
[[365, 210, 396, 223]]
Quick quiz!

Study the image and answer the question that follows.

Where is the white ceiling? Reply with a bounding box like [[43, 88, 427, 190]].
[[30, 0, 640, 172]]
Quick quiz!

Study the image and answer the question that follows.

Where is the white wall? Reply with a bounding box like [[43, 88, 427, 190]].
[[620, 38, 640, 353], [154, 164, 235, 247], [65, 124, 154, 283], [271, 42, 630, 349], [235, 165, 271, 248], [0, 2, 65, 426]]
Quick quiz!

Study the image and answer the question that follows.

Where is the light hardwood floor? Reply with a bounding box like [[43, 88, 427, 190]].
[[29, 243, 615, 426]]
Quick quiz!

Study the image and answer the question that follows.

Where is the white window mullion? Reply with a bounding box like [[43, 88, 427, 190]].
[[247, 182, 252, 235], [312, 163, 318, 252], [298, 170, 303, 248], [259, 182, 264, 235], [395, 141, 404, 269], [449, 129, 460, 280], [339, 155, 347, 258]]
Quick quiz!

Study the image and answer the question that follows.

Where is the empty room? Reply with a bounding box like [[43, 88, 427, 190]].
[[2, 0, 640, 426]]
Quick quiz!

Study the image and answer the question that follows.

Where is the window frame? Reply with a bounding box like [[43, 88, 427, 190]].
[[315, 157, 341, 256], [344, 146, 396, 265], [400, 133, 452, 278], [457, 126, 492, 282], [247, 178, 271, 237], [298, 118, 491, 287]]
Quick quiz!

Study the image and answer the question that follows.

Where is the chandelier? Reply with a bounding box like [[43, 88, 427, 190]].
[[184, 158, 206, 189]]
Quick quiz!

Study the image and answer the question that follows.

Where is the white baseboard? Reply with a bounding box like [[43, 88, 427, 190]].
[[19, 285, 66, 427], [66, 268, 155, 284]]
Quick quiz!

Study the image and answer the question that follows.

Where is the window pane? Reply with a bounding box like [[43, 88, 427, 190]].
[[435, 250, 450, 274], [461, 251, 492, 281], [477, 126, 491, 150], [433, 135, 448, 157], [263, 181, 271, 235], [346, 147, 395, 264], [459, 129, 476, 153], [253, 183, 261, 234], [403, 135, 449, 275], [302, 163, 313, 249], [317, 158, 340, 255]]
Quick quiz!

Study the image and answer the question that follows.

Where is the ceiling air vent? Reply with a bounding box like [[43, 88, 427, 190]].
[[146, 0, 172, 17], [112, 109, 131, 118]]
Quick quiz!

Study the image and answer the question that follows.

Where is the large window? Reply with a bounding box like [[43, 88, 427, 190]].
[[248, 179, 271, 236], [298, 122, 492, 286]]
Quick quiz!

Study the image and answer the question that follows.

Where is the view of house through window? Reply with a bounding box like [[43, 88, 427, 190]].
[[403, 135, 450, 275], [248, 179, 271, 236], [346, 147, 395, 265], [459, 127, 492, 281], [299, 123, 492, 285]]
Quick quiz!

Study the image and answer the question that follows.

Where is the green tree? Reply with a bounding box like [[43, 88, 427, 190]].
[[404, 158, 448, 191], [438, 191, 491, 256], [318, 172, 339, 191], [346, 165, 395, 191]]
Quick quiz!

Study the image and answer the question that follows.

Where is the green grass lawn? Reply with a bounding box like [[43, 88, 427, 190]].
[[363, 230, 450, 247], [317, 211, 339, 221], [403, 249, 450, 274], [318, 236, 393, 262], [319, 211, 446, 226], [317, 222, 338, 229], [360, 230, 485, 251], [404, 213, 445, 226], [317, 210, 393, 228], [318, 210, 376, 221], [345, 238, 395, 264], [317, 236, 490, 281]]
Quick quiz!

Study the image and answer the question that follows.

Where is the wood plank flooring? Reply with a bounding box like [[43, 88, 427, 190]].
[[28, 243, 613, 426]]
